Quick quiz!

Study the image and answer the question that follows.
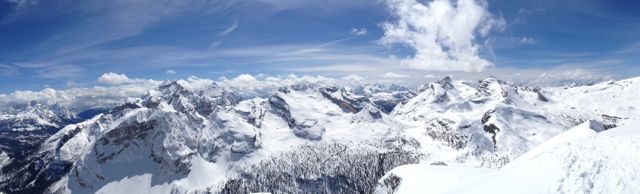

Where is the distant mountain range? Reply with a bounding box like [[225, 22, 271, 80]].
[[1, 76, 638, 194]]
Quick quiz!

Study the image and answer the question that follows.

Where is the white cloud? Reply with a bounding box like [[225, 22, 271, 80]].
[[11, 63, 85, 79], [383, 72, 410, 78], [233, 74, 258, 82], [210, 19, 239, 48], [1, 72, 161, 108], [19, 0, 230, 55], [98, 72, 157, 85], [98, 72, 131, 84], [218, 19, 238, 36], [38, 64, 86, 79], [166, 69, 177, 75], [380, 0, 504, 72], [0, 83, 159, 109], [520, 37, 535, 44], [491, 36, 536, 49], [209, 41, 222, 48], [424, 74, 436, 78], [177, 76, 216, 91], [350, 28, 367, 36], [343, 74, 365, 82]]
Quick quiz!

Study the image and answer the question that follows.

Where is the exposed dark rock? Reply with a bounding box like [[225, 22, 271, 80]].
[[601, 114, 625, 130], [483, 124, 500, 147], [319, 87, 367, 113], [424, 118, 468, 149], [430, 161, 448, 166], [379, 173, 402, 194], [269, 94, 323, 140], [481, 109, 495, 124], [532, 88, 549, 102]]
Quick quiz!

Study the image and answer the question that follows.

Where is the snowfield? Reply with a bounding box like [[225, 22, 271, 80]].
[[375, 120, 640, 194]]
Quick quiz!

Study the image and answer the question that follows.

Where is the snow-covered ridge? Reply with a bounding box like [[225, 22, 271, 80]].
[[1, 75, 639, 194], [35, 79, 417, 194], [0, 102, 77, 131], [375, 120, 640, 194]]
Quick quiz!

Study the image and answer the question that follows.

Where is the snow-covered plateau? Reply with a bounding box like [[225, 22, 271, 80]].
[[1, 75, 639, 194]]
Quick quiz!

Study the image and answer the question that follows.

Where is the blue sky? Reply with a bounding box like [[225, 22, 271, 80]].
[[0, 0, 639, 92]]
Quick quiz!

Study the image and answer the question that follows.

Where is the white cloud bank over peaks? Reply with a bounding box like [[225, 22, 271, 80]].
[[0, 73, 160, 109], [98, 72, 153, 85], [380, 0, 504, 72]]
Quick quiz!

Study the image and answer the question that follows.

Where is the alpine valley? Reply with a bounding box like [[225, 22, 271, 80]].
[[1, 75, 639, 194]]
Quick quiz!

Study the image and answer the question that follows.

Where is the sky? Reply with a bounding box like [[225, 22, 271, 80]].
[[0, 0, 639, 93]]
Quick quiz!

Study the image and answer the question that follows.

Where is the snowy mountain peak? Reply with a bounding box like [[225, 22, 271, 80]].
[[435, 76, 454, 90], [0, 101, 80, 132], [472, 77, 550, 107], [146, 80, 239, 116], [417, 76, 454, 93], [476, 76, 510, 98], [2, 76, 639, 194]]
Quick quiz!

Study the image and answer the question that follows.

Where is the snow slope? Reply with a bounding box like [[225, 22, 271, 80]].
[[375, 120, 640, 194]]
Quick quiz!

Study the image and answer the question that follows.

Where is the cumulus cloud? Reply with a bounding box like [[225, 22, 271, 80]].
[[234, 74, 258, 82], [1, 72, 161, 108], [166, 69, 177, 75], [176, 76, 216, 91], [97, 72, 159, 85], [350, 28, 367, 36], [98, 72, 132, 84], [342, 74, 365, 82], [0, 83, 160, 109], [380, 0, 504, 72], [383, 72, 410, 78]]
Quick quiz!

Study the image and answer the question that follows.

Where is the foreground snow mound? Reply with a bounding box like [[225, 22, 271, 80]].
[[375, 120, 640, 194]]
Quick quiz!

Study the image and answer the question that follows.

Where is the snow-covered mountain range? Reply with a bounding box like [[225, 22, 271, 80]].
[[1, 75, 638, 194]]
